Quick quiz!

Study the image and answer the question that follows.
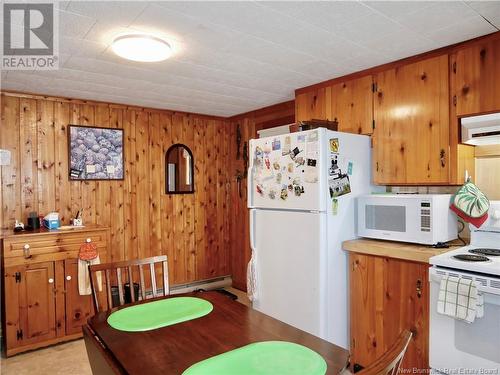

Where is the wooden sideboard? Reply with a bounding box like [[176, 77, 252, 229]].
[[1, 225, 109, 356]]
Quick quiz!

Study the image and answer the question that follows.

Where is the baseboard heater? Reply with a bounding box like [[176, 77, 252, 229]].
[[146, 275, 232, 298]]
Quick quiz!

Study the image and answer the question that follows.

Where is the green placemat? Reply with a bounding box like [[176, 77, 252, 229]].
[[107, 297, 213, 332], [182, 341, 327, 375]]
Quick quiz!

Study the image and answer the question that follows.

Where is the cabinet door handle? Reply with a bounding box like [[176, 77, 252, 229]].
[[440, 149, 446, 168], [416, 279, 422, 298], [66, 275, 72, 281], [48, 278, 54, 284], [23, 244, 32, 259]]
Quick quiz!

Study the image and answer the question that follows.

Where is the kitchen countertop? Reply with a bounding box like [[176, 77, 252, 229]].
[[342, 238, 465, 263]]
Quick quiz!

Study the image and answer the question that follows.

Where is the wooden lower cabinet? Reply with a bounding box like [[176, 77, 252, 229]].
[[349, 253, 429, 371], [1, 226, 109, 356]]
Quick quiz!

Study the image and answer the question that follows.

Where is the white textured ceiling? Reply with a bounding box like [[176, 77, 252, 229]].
[[1, 1, 499, 117]]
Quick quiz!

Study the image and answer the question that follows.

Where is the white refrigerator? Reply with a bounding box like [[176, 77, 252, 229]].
[[247, 127, 379, 349]]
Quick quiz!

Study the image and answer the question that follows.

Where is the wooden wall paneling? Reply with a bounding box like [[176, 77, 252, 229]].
[[36, 100, 56, 217], [170, 113, 187, 283], [148, 112, 162, 259], [54, 102, 72, 223], [69, 104, 82, 221], [182, 115, 196, 282], [215, 120, 225, 277], [1, 95, 21, 230], [79, 104, 97, 225], [123, 109, 138, 262], [135, 110, 150, 261], [222, 121, 231, 276], [109, 107, 125, 261], [2, 91, 235, 290], [19, 98, 38, 216], [194, 117, 207, 280], [159, 112, 175, 279], [94, 105, 111, 231], [208, 119, 220, 279]]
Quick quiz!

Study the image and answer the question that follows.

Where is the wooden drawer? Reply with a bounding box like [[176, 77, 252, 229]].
[[3, 230, 107, 258]]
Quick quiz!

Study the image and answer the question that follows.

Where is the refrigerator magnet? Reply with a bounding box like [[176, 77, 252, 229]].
[[273, 161, 280, 170], [329, 138, 339, 153], [272, 139, 281, 151], [307, 158, 317, 167], [295, 157, 305, 166], [282, 136, 291, 156], [276, 173, 282, 184], [297, 134, 306, 143], [294, 185, 304, 197], [328, 174, 351, 198], [256, 184, 264, 196], [332, 199, 339, 215], [347, 161, 353, 175], [280, 188, 288, 200], [307, 131, 318, 142], [268, 190, 276, 200], [287, 163, 294, 173], [265, 158, 271, 169], [287, 184, 293, 191]]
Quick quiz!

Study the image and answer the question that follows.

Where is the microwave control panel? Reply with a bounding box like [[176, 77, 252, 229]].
[[420, 201, 431, 232]]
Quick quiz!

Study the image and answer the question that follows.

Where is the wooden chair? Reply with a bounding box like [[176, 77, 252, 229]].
[[346, 330, 412, 375], [89, 255, 169, 313]]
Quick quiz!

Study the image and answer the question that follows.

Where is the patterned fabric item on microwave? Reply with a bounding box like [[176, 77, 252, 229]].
[[450, 182, 490, 228]]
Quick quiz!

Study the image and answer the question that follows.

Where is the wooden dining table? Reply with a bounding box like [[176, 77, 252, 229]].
[[83, 291, 350, 374]]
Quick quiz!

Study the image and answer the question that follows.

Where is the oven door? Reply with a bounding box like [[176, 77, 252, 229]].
[[429, 269, 500, 372]]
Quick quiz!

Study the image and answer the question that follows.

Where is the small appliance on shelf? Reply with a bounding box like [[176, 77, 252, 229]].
[[43, 212, 60, 230]]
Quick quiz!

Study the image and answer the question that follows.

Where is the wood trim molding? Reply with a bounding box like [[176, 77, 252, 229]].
[[295, 31, 500, 95], [228, 100, 295, 121]]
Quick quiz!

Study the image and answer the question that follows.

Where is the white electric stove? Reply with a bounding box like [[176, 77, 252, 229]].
[[429, 201, 500, 372]]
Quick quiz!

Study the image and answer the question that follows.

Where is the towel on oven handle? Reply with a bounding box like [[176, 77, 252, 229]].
[[437, 275, 483, 323]]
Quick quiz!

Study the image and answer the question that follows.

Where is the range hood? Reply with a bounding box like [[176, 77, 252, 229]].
[[461, 112, 500, 145]]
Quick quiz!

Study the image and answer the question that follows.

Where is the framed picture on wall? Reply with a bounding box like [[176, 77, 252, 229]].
[[68, 125, 124, 180]]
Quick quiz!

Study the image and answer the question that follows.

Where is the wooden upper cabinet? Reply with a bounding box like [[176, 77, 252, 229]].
[[295, 87, 328, 122], [373, 55, 450, 184], [331, 75, 374, 135], [453, 37, 500, 116]]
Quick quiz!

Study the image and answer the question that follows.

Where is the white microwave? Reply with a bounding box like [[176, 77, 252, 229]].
[[357, 194, 458, 245]]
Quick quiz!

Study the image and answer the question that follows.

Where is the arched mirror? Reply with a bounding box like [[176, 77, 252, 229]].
[[165, 144, 194, 194]]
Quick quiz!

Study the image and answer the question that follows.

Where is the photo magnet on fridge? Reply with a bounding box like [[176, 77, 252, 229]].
[[307, 158, 317, 167], [280, 188, 288, 200], [332, 199, 338, 215], [347, 161, 353, 175], [273, 161, 280, 170], [329, 174, 351, 198], [297, 134, 306, 143], [282, 136, 291, 156], [272, 139, 281, 151], [329, 155, 339, 176], [307, 130, 318, 142], [329, 138, 339, 153]]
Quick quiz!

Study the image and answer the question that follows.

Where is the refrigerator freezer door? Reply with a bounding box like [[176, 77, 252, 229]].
[[252, 208, 327, 338], [248, 129, 326, 212]]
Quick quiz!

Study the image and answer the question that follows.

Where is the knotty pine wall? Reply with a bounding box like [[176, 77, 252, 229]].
[[0, 92, 236, 285]]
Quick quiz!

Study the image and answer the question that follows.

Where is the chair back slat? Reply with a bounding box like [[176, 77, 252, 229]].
[[127, 266, 135, 302], [105, 269, 113, 310], [150, 263, 158, 298], [139, 265, 146, 300], [89, 255, 169, 313], [162, 260, 169, 295], [116, 268, 125, 306]]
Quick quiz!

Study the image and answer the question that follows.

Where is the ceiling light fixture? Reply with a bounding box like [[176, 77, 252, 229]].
[[112, 34, 172, 62]]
